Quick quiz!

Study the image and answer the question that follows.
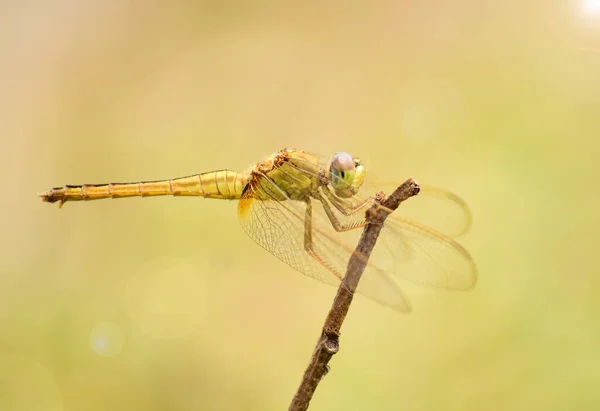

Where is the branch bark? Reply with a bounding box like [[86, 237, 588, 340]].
[[289, 178, 421, 411]]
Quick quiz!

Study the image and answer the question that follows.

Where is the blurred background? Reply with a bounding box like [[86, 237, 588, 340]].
[[1, 1, 599, 410]]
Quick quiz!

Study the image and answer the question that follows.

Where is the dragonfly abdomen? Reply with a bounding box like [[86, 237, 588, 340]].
[[40, 170, 248, 207]]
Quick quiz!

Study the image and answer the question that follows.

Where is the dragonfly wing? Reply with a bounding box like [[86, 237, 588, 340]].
[[301, 188, 476, 293], [361, 182, 473, 238], [397, 185, 473, 238], [303, 152, 473, 238], [369, 210, 478, 290], [237, 173, 412, 312], [238, 175, 342, 287]]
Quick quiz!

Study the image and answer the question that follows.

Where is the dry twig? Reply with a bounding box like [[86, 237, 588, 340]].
[[289, 178, 421, 411]]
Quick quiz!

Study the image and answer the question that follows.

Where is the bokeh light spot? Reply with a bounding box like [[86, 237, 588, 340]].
[[582, 0, 600, 15], [572, 0, 600, 52], [89, 322, 126, 357]]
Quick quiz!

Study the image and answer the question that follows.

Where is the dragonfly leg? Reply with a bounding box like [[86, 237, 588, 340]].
[[315, 191, 370, 232], [303, 198, 343, 280], [322, 186, 372, 217]]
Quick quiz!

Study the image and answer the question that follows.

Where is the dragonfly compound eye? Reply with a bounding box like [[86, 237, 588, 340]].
[[331, 152, 358, 197]]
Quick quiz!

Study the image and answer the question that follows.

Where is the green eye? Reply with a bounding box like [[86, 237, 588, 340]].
[[329, 152, 367, 198], [331, 153, 356, 189], [334, 168, 356, 185]]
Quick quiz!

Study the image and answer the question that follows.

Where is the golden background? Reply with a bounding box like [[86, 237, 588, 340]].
[[1, 1, 599, 410]]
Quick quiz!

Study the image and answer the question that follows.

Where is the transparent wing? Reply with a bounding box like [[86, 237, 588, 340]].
[[237, 171, 412, 312], [306, 151, 473, 238], [287, 152, 477, 290], [378, 183, 473, 238], [305, 188, 477, 292], [373, 210, 477, 290], [238, 178, 340, 287]]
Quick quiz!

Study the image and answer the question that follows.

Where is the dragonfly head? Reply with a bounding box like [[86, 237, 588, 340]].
[[329, 152, 366, 198]]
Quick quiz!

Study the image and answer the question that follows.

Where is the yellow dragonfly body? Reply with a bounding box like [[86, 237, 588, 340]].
[[40, 148, 477, 312]]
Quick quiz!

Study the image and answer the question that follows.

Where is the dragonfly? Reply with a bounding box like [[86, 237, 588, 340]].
[[40, 148, 477, 312]]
